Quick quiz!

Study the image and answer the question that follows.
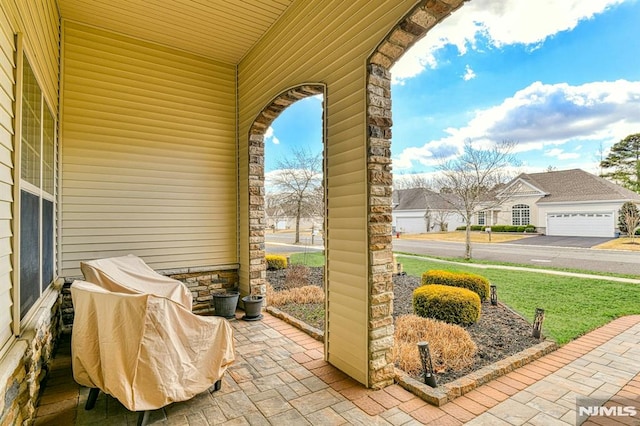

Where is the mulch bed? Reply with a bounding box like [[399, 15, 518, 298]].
[[267, 266, 542, 384]]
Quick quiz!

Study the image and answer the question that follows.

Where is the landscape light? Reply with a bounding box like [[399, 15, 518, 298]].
[[490, 285, 497, 306], [417, 341, 437, 388], [532, 308, 545, 338]]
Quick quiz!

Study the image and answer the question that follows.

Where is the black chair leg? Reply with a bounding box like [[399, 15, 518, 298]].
[[137, 410, 151, 426], [85, 388, 100, 410], [213, 379, 222, 392]]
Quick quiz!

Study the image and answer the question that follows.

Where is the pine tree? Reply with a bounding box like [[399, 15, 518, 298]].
[[600, 133, 640, 193]]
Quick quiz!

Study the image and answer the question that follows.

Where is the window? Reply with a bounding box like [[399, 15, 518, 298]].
[[19, 54, 56, 318], [477, 211, 485, 226], [512, 204, 530, 226]]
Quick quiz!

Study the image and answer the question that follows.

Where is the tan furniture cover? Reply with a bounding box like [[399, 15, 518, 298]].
[[71, 280, 235, 411], [80, 254, 192, 310]]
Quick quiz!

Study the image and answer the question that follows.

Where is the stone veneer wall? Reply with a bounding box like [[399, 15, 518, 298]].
[[169, 269, 239, 314], [0, 284, 62, 425], [365, 0, 465, 388]]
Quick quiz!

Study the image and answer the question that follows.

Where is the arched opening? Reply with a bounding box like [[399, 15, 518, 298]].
[[247, 85, 325, 298], [365, 1, 466, 388]]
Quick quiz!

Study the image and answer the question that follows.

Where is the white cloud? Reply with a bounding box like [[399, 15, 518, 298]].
[[544, 148, 580, 160], [391, 0, 625, 84], [463, 65, 476, 81], [265, 126, 280, 145], [393, 79, 640, 170]]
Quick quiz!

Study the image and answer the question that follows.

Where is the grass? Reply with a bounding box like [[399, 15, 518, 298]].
[[394, 252, 640, 280], [594, 237, 640, 251], [286, 250, 640, 344], [290, 252, 325, 267], [401, 231, 531, 243], [398, 256, 640, 344]]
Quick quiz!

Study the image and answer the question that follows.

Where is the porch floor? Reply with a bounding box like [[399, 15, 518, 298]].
[[34, 313, 640, 425]]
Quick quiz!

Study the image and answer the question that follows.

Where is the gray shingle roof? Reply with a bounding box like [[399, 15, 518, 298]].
[[393, 188, 462, 210], [516, 169, 640, 203]]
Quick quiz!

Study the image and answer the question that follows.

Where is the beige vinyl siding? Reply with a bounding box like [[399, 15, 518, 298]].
[[0, 0, 58, 348], [0, 6, 14, 348], [3, 0, 59, 112], [61, 22, 237, 277], [238, 0, 416, 386], [59, 0, 293, 64]]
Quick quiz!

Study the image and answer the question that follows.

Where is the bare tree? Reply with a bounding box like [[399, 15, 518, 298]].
[[434, 140, 519, 259], [265, 193, 286, 232], [393, 174, 432, 190], [270, 147, 323, 244]]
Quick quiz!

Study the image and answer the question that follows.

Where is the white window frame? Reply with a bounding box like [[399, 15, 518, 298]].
[[512, 204, 530, 226], [12, 39, 58, 334], [477, 211, 486, 226]]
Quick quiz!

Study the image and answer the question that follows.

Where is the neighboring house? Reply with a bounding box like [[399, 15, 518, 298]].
[[0, 1, 470, 420], [490, 169, 640, 237], [392, 188, 465, 233]]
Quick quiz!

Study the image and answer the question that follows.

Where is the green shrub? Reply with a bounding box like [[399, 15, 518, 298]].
[[266, 254, 287, 270], [413, 285, 481, 325], [421, 269, 490, 301], [455, 225, 484, 231]]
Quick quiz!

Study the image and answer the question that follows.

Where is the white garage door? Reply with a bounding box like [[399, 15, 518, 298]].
[[396, 217, 427, 234], [546, 212, 614, 237]]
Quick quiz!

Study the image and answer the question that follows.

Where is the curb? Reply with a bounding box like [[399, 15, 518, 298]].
[[394, 339, 558, 406], [266, 306, 324, 341]]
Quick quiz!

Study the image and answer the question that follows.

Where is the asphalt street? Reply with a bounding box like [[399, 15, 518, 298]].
[[392, 238, 639, 276], [266, 232, 639, 276]]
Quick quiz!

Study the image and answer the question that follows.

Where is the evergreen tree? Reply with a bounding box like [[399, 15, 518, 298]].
[[600, 133, 640, 193]]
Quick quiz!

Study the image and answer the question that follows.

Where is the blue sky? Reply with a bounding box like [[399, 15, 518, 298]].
[[265, 0, 640, 184]]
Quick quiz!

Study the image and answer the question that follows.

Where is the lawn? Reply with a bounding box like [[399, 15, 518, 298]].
[[288, 252, 640, 345]]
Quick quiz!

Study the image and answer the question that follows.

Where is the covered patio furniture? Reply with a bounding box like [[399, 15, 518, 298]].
[[80, 254, 193, 309], [70, 280, 235, 423]]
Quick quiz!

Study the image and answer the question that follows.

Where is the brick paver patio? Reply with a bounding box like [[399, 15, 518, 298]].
[[34, 314, 640, 425]]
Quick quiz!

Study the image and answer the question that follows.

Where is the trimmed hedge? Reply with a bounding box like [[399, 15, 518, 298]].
[[421, 269, 490, 301], [455, 224, 536, 233], [266, 254, 287, 270], [413, 284, 481, 325]]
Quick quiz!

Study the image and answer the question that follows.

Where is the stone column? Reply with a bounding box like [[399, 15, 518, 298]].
[[248, 132, 267, 296], [365, 0, 466, 389]]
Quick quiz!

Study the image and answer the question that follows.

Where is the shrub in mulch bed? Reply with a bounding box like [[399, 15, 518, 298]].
[[393, 315, 477, 377]]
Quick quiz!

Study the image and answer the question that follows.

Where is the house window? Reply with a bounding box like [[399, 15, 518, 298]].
[[477, 211, 486, 226], [512, 204, 530, 226], [19, 54, 56, 318]]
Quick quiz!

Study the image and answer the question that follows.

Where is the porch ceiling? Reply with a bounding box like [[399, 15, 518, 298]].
[[58, 0, 294, 63]]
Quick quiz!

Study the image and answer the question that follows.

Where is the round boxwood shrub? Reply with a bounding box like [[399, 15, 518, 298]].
[[421, 269, 490, 301], [266, 254, 287, 270], [413, 284, 481, 325]]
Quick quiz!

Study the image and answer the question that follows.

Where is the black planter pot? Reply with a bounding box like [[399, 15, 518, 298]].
[[241, 295, 264, 321], [211, 291, 239, 319]]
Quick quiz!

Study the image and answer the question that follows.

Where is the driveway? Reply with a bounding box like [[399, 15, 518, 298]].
[[505, 235, 613, 248]]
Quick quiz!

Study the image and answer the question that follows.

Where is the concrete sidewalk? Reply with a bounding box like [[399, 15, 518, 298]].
[[35, 313, 640, 425]]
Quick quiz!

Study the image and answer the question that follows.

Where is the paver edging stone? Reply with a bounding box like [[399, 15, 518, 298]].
[[394, 340, 558, 406], [266, 306, 324, 341]]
